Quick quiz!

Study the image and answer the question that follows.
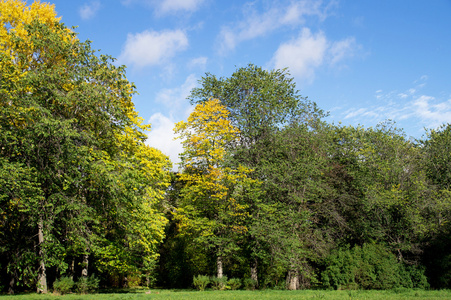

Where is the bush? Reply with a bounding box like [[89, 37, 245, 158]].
[[243, 278, 258, 290], [210, 276, 228, 290], [321, 243, 429, 290], [402, 265, 429, 289], [227, 278, 241, 290], [53, 276, 74, 294], [192, 275, 210, 291], [75, 275, 99, 294], [126, 273, 142, 288]]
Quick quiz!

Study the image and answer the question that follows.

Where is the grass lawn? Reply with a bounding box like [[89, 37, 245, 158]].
[[1, 289, 451, 300]]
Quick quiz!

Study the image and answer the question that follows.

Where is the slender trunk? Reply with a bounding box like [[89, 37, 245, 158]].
[[287, 259, 299, 291], [287, 268, 299, 290], [69, 259, 75, 280], [37, 219, 47, 293], [8, 276, 15, 295], [216, 255, 223, 278], [81, 253, 89, 277], [250, 258, 258, 287]]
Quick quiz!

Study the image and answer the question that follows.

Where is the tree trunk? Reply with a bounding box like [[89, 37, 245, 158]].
[[81, 253, 89, 277], [287, 268, 299, 290], [8, 276, 15, 295], [37, 219, 47, 293], [217, 255, 223, 278], [69, 259, 75, 280], [250, 258, 258, 287]]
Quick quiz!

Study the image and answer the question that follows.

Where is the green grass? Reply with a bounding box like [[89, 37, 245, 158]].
[[1, 289, 451, 300]]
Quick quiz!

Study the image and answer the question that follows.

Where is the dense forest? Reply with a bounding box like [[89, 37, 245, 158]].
[[1, 0, 450, 294]]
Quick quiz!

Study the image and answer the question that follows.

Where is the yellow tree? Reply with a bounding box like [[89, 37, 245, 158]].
[[0, 0, 171, 293], [174, 98, 256, 280]]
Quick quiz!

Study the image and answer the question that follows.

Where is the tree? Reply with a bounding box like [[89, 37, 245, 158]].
[[420, 124, 451, 288], [423, 124, 451, 190], [187, 65, 325, 289], [174, 98, 257, 279], [247, 122, 330, 289], [188, 64, 323, 150], [0, 0, 171, 292], [326, 123, 425, 249], [321, 121, 451, 287]]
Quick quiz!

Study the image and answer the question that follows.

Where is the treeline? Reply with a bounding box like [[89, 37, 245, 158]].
[[159, 65, 451, 290], [1, 0, 450, 294]]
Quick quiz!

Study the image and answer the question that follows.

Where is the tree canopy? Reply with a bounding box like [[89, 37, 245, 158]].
[[1, 0, 451, 293], [0, 0, 171, 293]]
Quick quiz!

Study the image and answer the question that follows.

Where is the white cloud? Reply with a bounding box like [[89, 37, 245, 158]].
[[281, 0, 327, 24], [271, 28, 327, 81], [155, 74, 198, 111], [146, 113, 183, 170], [121, 0, 205, 14], [79, 1, 101, 20], [159, 0, 205, 13], [188, 56, 208, 69], [217, 0, 328, 54], [329, 37, 357, 65], [270, 27, 360, 82], [338, 77, 451, 135], [413, 95, 451, 129], [118, 29, 188, 69], [344, 108, 367, 119]]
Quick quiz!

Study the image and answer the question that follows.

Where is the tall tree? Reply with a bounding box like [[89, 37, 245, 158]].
[[187, 64, 325, 289], [249, 122, 330, 289], [420, 124, 451, 288], [0, 0, 171, 292], [188, 64, 323, 150], [174, 99, 257, 279]]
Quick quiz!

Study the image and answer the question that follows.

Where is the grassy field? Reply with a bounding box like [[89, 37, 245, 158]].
[[1, 289, 451, 300]]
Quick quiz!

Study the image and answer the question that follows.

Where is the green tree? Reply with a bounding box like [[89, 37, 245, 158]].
[[324, 121, 451, 282], [423, 124, 451, 190], [420, 124, 451, 288], [188, 64, 323, 150], [188, 65, 325, 289], [0, 1, 171, 292], [251, 122, 330, 289]]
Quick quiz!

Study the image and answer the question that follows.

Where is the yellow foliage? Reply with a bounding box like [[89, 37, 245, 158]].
[[1, 0, 173, 276], [0, 0, 74, 72], [174, 98, 257, 242], [175, 98, 239, 169]]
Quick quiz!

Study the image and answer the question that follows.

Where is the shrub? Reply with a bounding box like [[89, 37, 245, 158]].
[[210, 276, 228, 290], [75, 275, 99, 294], [53, 276, 74, 294], [243, 278, 258, 290], [227, 278, 241, 290], [192, 275, 210, 291], [402, 265, 429, 289], [321, 243, 429, 290]]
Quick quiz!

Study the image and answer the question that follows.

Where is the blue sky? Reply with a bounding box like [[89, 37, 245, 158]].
[[48, 0, 451, 165]]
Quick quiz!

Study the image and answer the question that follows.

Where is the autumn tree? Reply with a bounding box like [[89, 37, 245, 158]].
[[174, 99, 257, 280], [0, 0, 171, 293]]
